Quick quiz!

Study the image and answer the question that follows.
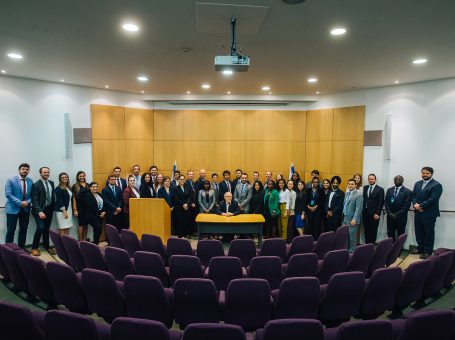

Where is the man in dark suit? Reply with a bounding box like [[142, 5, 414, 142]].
[[363, 174, 385, 244], [184, 170, 197, 234], [306, 169, 322, 190], [170, 170, 180, 187], [150, 165, 158, 184], [216, 192, 240, 216], [385, 175, 412, 241], [232, 169, 243, 189], [411, 167, 443, 259], [106, 166, 127, 191], [31, 167, 56, 256], [325, 176, 345, 232], [218, 170, 233, 203], [211, 173, 221, 206], [102, 174, 123, 229], [306, 177, 325, 240]]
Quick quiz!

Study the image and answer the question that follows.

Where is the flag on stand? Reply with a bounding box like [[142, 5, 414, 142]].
[[288, 162, 295, 180], [172, 160, 177, 179]]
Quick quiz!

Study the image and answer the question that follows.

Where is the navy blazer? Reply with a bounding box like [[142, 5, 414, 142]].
[[184, 180, 196, 204], [218, 180, 233, 202], [105, 178, 127, 191], [385, 186, 412, 218], [54, 186, 71, 211], [305, 187, 325, 213], [31, 180, 55, 214], [139, 183, 155, 198], [157, 187, 173, 207], [325, 189, 345, 216], [412, 179, 443, 218], [102, 185, 123, 213], [363, 185, 385, 215], [216, 199, 240, 216]]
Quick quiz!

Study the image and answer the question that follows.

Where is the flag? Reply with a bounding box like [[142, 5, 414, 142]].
[[172, 160, 177, 179], [288, 162, 295, 180]]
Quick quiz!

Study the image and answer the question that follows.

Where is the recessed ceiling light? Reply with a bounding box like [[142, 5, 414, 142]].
[[137, 75, 148, 82], [186, 90, 191, 94], [1, 70, 6, 74], [227, 91, 231, 94], [412, 58, 427, 65], [268, 92, 272, 95], [7, 52, 23, 60], [60, 79, 65, 82], [394, 80, 400, 84], [122, 23, 139, 32], [201, 84, 211, 89], [316, 91, 320, 94], [307, 77, 318, 83], [105, 85, 109, 88], [141, 90, 145, 94], [330, 28, 347, 36], [222, 70, 233, 75], [262, 86, 271, 91]]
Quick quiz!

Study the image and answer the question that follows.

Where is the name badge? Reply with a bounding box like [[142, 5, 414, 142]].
[[310, 200, 315, 206], [390, 197, 395, 204]]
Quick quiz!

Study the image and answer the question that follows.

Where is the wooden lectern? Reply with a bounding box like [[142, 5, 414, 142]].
[[129, 198, 171, 241]]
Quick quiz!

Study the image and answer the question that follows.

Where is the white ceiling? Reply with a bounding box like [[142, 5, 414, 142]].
[[1, 0, 454, 96]]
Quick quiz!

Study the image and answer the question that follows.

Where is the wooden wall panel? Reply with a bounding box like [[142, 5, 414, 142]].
[[183, 110, 213, 140], [154, 110, 183, 140], [333, 106, 365, 141], [332, 141, 364, 175], [305, 141, 332, 174], [305, 109, 333, 141], [91, 105, 125, 140], [288, 111, 307, 142], [211, 110, 245, 140], [125, 140, 154, 171], [125, 107, 154, 140], [153, 141, 183, 172], [92, 139, 125, 174], [244, 141, 292, 172], [290, 141, 306, 171], [93, 173, 110, 188]]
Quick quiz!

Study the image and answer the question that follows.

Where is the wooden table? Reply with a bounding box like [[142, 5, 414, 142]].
[[195, 213, 265, 246]]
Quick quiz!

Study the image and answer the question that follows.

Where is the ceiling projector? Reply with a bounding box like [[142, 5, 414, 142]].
[[214, 18, 250, 72]]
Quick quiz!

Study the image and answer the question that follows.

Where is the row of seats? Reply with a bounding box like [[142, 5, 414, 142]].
[[2, 300, 455, 340]]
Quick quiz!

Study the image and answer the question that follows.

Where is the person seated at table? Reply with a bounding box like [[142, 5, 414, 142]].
[[216, 192, 240, 216]]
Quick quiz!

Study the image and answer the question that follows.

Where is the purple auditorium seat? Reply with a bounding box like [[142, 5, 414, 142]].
[[44, 309, 111, 340], [367, 238, 393, 277], [18, 254, 55, 306], [61, 235, 85, 271], [0, 244, 29, 292], [392, 310, 455, 340], [224, 278, 272, 331], [259, 238, 287, 262], [391, 259, 433, 316], [256, 319, 324, 340], [169, 255, 204, 287], [182, 323, 249, 340], [313, 231, 336, 260], [134, 251, 170, 287], [273, 277, 320, 319], [50, 229, 70, 264], [248, 256, 283, 290], [319, 271, 365, 327], [105, 224, 124, 248], [105, 246, 135, 280], [167, 237, 194, 257], [228, 239, 258, 267], [206, 256, 245, 291], [81, 268, 126, 323], [347, 243, 375, 275], [332, 225, 349, 250], [357, 267, 402, 319], [120, 229, 143, 257], [196, 239, 225, 267], [45, 261, 88, 313], [283, 253, 318, 278], [141, 234, 169, 265], [0, 301, 45, 340], [79, 241, 107, 271], [111, 317, 182, 340], [173, 278, 221, 327], [124, 275, 173, 327], [0, 246, 10, 282], [286, 235, 315, 262], [386, 233, 408, 267], [317, 249, 350, 285], [442, 249, 455, 288], [324, 320, 393, 340]]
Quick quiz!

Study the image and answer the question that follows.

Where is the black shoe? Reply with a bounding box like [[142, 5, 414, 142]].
[[419, 253, 430, 259], [410, 248, 421, 255]]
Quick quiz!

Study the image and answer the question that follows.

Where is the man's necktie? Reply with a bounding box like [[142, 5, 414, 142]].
[[45, 181, 51, 206], [368, 186, 373, 197], [343, 191, 351, 215], [21, 178, 26, 200], [241, 184, 245, 194], [394, 187, 398, 198]]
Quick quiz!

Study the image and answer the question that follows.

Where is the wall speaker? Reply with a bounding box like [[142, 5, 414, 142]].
[[64, 113, 72, 159]]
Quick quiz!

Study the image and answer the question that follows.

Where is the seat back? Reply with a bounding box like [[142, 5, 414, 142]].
[[262, 319, 324, 340], [166, 238, 193, 257], [286, 235, 315, 262], [285, 253, 318, 278], [105, 224, 124, 248], [0, 244, 28, 292], [169, 255, 204, 287], [105, 246, 135, 281], [228, 239, 257, 267], [61, 236, 85, 271], [336, 320, 393, 340], [141, 234, 168, 265], [79, 241, 107, 271], [44, 310, 101, 340], [120, 229, 142, 257], [208, 256, 244, 291], [196, 239, 225, 267], [111, 317, 172, 340], [317, 249, 349, 284], [275, 277, 320, 319], [397, 310, 455, 340], [368, 238, 393, 277], [443, 249, 455, 288], [50, 229, 70, 264], [421, 251, 454, 299], [18, 254, 54, 304], [313, 231, 336, 260], [248, 256, 283, 290], [332, 225, 349, 250], [182, 323, 246, 340], [0, 301, 45, 340], [347, 244, 375, 275], [134, 251, 169, 287], [386, 233, 408, 267], [259, 238, 286, 261]]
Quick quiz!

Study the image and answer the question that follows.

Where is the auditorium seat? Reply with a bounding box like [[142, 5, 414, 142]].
[[332, 225, 349, 250], [0, 244, 29, 293], [0, 301, 45, 340], [367, 238, 393, 277], [169, 255, 204, 287], [259, 238, 287, 262], [196, 239, 225, 267], [80, 241, 107, 271], [123, 275, 173, 327], [228, 239, 257, 267], [141, 234, 169, 265], [61, 235, 85, 272], [283, 253, 318, 278], [313, 231, 335, 260], [386, 233, 408, 267], [324, 320, 393, 340], [173, 278, 222, 327], [105, 224, 125, 249], [182, 323, 251, 340], [285, 235, 314, 262], [357, 267, 402, 319], [44, 309, 111, 340], [256, 319, 324, 340], [111, 317, 182, 340], [105, 246, 135, 281], [319, 271, 365, 326], [167, 238, 194, 257], [120, 229, 143, 257], [273, 277, 320, 319], [206, 256, 245, 291], [49, 229, 70, 265], [248, 256, 283, 290], [442, 249, 455, 288], [317, 249, 349, 284], [347, 243, 375, 275], [0, 245, 10, 282], [45, 261, 88, 313], [224, 278, 272, 331], [134, 251, 170, 287], [81, 268, 126, 323]]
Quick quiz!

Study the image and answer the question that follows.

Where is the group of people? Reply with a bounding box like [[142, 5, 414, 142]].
[[4, 163, 443, 259]]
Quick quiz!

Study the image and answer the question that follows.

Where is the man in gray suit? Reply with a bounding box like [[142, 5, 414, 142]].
[[342, 178, 364, 252], [234, 173, 252, 213]]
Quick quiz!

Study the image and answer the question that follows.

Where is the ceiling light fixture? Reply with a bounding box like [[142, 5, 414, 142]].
[[262, 86, 271, 91], [141, 90, 145, 94], [222, 70, 233, 75], [227, 91, 231, 94], [105, 85, 109, 88], [60, 79, 65, 82], [394, 80, 400, 84], [1, 70, 6, 74], [316, 91, 320, 94], [201, 84, 211, 89], [7, 52, 23, 60], [137, 75, 148, 82], [330, 28, 347, 36], [122, 23, 139, 32], [412, 58, 427, 64], [307, 77, 318, 83], [268, 92, 272, 95], [186, 90, 191, 94]]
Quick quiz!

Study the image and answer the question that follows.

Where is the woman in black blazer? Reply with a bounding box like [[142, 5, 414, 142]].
[[54, 172, 74, 236], [72, 171, 90, 241], [249, 180, 264, 214], [171, 175, 192, 238], [158, 176, 174, 208], [139, 172, 155, 198], [83, 182, 106, 244]]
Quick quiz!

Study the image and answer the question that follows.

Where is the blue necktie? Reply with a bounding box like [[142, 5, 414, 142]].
[[343, 191, 351, 215]]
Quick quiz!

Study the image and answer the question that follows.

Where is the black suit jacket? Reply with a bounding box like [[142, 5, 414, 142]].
[[216, 200, 240, 215], [172, 185, 192, 209], [218, 180, 233, 202], [105, 178, 127, 191], [102, 185, 123, 213], [412, 179, 443, 218], [363, 185, 385, 215], [84, 191, 105, 219], [325, 189, 345, 217], [54, 186, 71, 211], [184, 180, 196, 204], [304, 187, 325, 213], [385, 186, 412, 218], [31, 180, 55, 214], [139, 183, 155, 198]]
